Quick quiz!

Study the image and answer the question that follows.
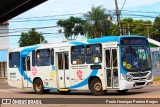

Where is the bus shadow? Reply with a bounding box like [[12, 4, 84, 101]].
[[17, 90, 148, 96]]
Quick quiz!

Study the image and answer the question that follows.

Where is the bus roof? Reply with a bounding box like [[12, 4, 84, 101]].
[[69, 35, 146, 45], [9, 35, 146, 52]]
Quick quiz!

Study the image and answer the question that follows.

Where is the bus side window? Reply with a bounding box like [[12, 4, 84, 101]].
[[112, 49, 117, 67], [51, 49, 54, 65], [36, 49, 51, 66], [32, 50, 36, 66], [106, 50, 110, 67], [58, 54, 63, 70], [27, 56, 31, 71], [9, 52, 20, 68], [86, 44, 102, 64], [71, 46, 85, 64]]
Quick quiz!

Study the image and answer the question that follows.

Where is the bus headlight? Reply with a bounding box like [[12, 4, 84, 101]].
[[147, 73, 152, 80], [122, 74, 133, 82]]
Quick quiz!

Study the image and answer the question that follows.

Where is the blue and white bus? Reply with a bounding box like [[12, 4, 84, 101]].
[[8, 35, 153, 95]]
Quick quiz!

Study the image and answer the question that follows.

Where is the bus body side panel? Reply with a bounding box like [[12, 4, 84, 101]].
[[8, 68, 23, 88], [31, 66, 57, 89], [69, 64, 105, 90], [31, 48, 58, 90]]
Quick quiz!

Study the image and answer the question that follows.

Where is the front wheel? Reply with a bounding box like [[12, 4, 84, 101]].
[[89, 78, 106, 96], [116, 89, 129, 94]]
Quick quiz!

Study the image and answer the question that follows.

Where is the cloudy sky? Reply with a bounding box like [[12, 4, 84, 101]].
[[9, 0, 160, 48]]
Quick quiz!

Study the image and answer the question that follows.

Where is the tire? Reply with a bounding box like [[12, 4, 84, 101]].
[[116, 89, 129, 94], [89, 78, 106, 96], [58, 90, 71, 94], [33, 79, 44, 94]]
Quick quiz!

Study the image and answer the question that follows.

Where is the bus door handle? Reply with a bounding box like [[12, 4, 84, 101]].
[[67, 76, 69, 80], [60, 76, 63, 80]]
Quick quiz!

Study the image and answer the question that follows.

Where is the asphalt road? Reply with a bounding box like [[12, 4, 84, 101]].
[[0, 82, 160, 107]]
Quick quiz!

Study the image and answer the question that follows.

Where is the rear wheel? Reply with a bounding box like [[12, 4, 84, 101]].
[[116, 89, 129, 94], [33, 79, 44, 94], [89, 78, 106, 96]]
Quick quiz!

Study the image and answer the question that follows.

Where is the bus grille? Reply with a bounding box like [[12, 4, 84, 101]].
[[130, 72, 149, 77], [135, 82, 145, 86]]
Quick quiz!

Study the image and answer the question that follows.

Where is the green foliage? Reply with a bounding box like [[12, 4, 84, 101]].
[[18, 28, 47, 47], [111, 18, 152, 37], [57, 16, 86, 40], [84, 5, 112, 38], [110, 24, 119, 36], [56, 5, 160, 42], [151, 17, 160, 41]]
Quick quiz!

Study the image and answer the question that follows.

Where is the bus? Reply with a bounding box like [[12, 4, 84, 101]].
[[7, 35, 153, 95]]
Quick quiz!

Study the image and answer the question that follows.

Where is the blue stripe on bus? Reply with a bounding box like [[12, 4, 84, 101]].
[[21, 46, 38, 56], [18, 46, 39, 84], [69, 41, 86, 46], [68, 68, 98, 89], [18, 45, 99, 90], [44, 86, 57, 90]]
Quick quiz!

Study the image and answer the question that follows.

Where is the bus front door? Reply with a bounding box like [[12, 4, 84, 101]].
[[22, 56, 32, 88], [105, 48, 119, 89], [57, 52, 70, 88]]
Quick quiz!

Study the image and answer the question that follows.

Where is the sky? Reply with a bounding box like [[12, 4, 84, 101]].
[[8, 0, 160, 48]]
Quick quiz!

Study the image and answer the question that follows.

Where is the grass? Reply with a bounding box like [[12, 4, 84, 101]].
[[153, 76, 160, 81]]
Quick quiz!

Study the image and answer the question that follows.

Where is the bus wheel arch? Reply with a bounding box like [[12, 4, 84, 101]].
[[33, 77, 48, 94], [88, 76, 106, 96]]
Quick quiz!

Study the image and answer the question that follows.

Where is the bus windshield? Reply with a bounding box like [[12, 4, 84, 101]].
[[122, 45, 152, 71]]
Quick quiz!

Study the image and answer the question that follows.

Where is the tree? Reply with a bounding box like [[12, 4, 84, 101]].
[[132, 20, 152, 37], [110, 18, 152, 37], [18, 28, 47, 47], [84, 5, 112, 38], [151, 17, 160, 41], [120, 18, 133, 35], [57, 16, 86, 40]]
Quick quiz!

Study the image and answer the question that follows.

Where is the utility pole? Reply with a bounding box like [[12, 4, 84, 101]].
[[127, 23, 130, 35], [115, 0, 122, 35], [143, 24, 151, 38]]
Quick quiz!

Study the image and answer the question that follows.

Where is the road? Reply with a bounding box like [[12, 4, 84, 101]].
[[0, 82, 160, 107]]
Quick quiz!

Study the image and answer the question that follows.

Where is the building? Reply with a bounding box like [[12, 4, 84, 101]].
[[0, 0, 47, 80], [0, 22, 9, 78]]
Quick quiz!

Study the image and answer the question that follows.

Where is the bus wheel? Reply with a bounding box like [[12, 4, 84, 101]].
[[89, 78, 106, 96], [33, 79, 44, 94], [116, 89, 128, 94]]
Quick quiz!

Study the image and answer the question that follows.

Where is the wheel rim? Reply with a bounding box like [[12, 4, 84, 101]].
[[35, 82, 41, 92], [94, 82, 102, 92]]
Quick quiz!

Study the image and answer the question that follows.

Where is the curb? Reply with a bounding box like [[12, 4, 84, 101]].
[[153, 80, 160, 83]]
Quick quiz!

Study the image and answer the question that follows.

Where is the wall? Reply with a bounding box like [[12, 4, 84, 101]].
[[0, 23, 9, 49]]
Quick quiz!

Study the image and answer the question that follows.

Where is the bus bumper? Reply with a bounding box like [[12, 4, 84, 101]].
[[119, 79, 153, 90]]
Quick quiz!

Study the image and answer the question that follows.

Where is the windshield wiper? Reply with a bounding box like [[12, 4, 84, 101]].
[[128, 46, 137, 57]]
